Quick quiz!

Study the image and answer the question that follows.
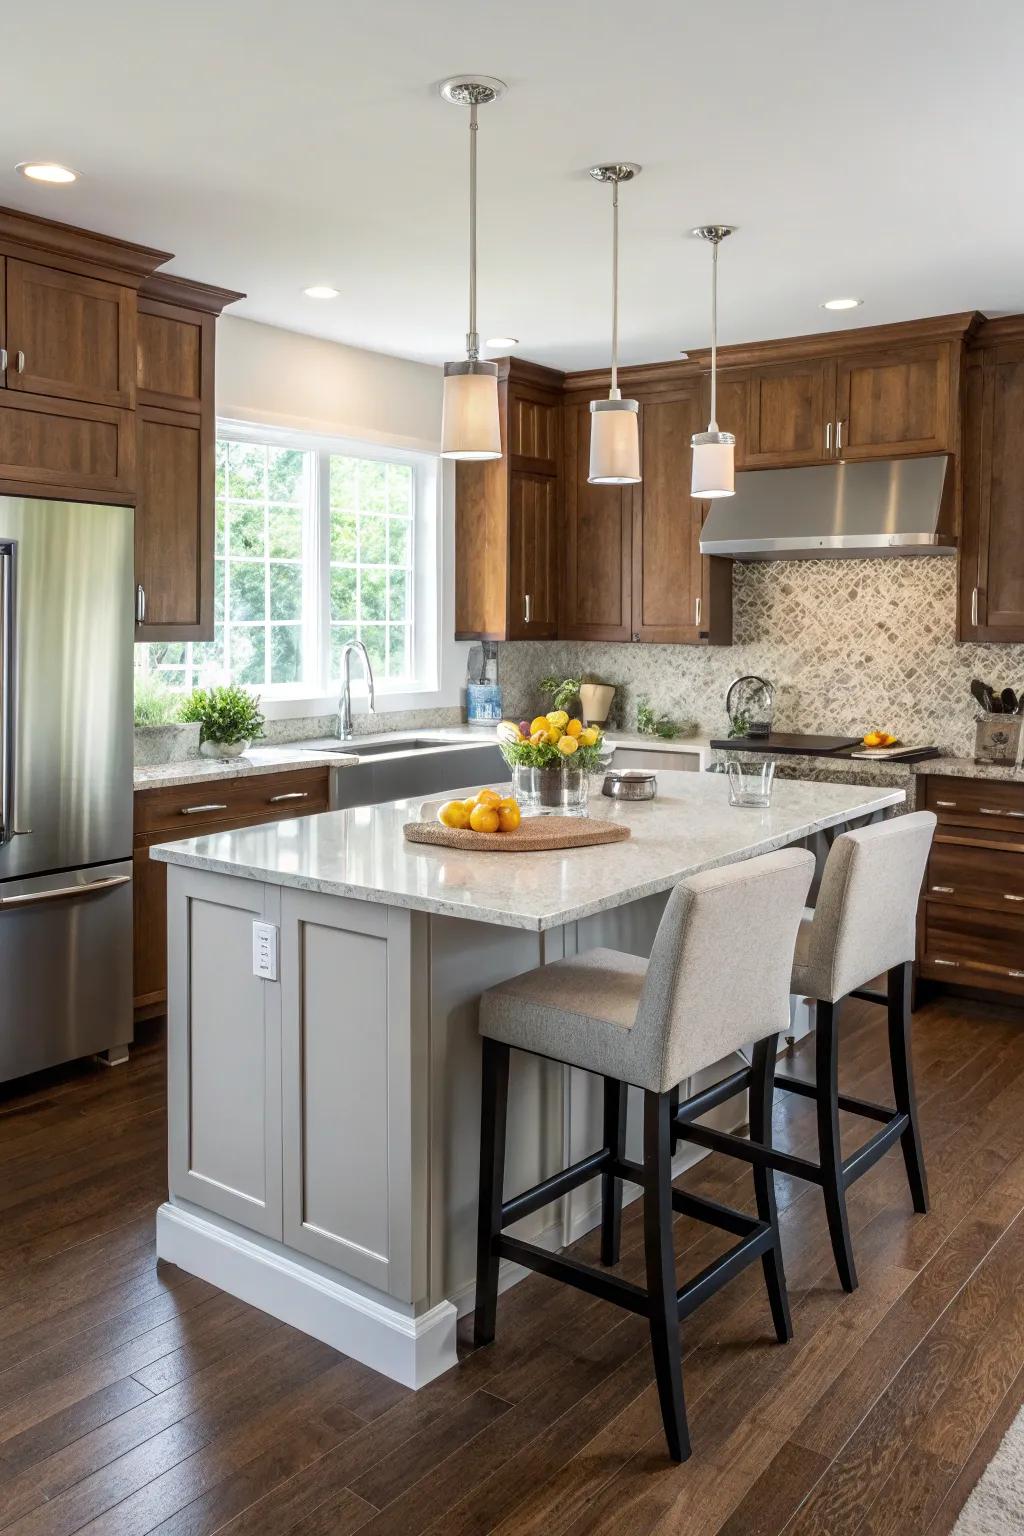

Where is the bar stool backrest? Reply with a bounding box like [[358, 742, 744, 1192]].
[[633, 847, 815, 1094], [799, 811, 937, 1003]]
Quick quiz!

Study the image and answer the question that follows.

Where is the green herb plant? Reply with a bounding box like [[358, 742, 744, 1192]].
[[727, 710, 751, 739], [539, 675, 583, 714], [497, 729, 605, 774], [133, 675, 180, 728], [179, 684, 265, 746], [636, 698, 697, 741]]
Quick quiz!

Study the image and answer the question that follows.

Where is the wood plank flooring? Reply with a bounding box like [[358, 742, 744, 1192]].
[[2, 993, 1023, 1535]]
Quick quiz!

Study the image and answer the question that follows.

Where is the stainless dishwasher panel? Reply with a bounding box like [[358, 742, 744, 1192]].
[[0, 860, 132, 1081]]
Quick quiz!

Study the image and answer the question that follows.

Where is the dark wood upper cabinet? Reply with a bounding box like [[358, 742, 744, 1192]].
[[455, 359, 563, 641], [835, 342, 955, 459], [743, 357, 836, 467], [960, 327, 1024, 642], [134, 274, 243, 642], [560, 401, 632, 642], [5, 258, 136, 410]]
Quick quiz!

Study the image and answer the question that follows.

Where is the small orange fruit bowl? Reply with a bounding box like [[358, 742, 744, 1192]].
[[438, 789, 522, 836]]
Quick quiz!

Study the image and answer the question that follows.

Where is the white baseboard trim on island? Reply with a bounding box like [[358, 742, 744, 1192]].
[[156, 1201, 458, 1390]]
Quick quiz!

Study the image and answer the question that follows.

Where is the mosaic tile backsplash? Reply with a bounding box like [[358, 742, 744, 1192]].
[[498, 559, 1024, 758]]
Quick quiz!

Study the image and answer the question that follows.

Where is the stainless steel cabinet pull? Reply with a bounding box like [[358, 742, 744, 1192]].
[[836, 419, 844, 457], [824, 421, 832, 457], [695, 596, 702, 627], [971, 586, 979, 627], [1004, 893, 1024, 902], [135, 584, 146, 624], [932, 957, 960, 968], [1010, 970, 1024, 979], [0, 874, 130, 909], [15, 351, 24, 374], [934, 799, 957, 808], [930, 885, 954, 894], [0, 348, 7, 373], [524, 593, 532, 624], [0, 543, 14, 849], [179, 803, 228, 815], [268, 791, 308, 803], [980, 807, 1024, 818]]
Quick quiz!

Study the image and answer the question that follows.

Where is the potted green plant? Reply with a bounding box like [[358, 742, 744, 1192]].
[[497, 713, 606, 817], [179, 684, 265, 760], [133, 675, 201, 765]]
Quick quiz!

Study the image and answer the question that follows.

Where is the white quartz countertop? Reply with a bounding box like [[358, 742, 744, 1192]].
[[150, 770, 905, 932], [133, 745, 358, 791]]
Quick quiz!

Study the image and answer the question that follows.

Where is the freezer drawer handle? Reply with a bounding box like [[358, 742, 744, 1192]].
[[0, 874, 130, 909], [980, 807, 1024, 819], [268, 791, 309, 803], [179, 803, 228, 815], [0, 543, 14, 849]]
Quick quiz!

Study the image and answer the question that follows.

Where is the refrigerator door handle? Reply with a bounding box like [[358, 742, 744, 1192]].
[[0, 541, 15, 849], [0, 873, 130, 909]]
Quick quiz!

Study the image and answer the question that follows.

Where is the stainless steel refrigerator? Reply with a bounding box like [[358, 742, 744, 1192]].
[[0, 497, 134, 1082]]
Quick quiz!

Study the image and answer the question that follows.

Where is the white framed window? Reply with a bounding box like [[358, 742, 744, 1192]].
[[136, 421, 441, 706]]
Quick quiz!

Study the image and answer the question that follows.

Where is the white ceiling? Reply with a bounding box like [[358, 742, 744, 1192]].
[[4, 0, 1023, 371]]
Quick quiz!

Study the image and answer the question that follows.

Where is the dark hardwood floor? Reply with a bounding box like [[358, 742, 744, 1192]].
[[2, 992, 1024, 1535]]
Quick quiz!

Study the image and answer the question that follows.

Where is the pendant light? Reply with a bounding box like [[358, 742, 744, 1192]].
[[588, 164, 642, 485], [439, 76, 505, 460], [691, 225, 737, 498]]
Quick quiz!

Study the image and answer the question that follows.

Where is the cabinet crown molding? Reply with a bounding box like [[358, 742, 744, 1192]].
[[139, 272, 246, 315], [0, 203, 172, 284]]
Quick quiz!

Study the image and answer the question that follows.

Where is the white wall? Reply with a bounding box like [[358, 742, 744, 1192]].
[[216, 317, 467, 720]]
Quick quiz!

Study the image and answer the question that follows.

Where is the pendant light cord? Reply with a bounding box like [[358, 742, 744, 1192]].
[[610, 180, 620, 399], [467, 102, 479, 360], [709, 235, 719, 430]]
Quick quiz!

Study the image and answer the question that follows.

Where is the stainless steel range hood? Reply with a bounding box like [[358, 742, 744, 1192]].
[[699, 453, 956, 560]]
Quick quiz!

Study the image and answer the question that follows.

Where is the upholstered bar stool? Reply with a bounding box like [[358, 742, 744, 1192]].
[[680, 811, 936, 1294], [473, 846, 815, 1463]]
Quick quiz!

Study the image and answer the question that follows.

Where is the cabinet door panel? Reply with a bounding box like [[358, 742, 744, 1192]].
[[137, 309, 203, 412], [560, 403, 631, 640], [965, 346, 1024, 640], [744, 359, 834, 467], [633, 392, 703, 643], [508, 389, 559, 473], [166, 868, 281, 1238], [509, 472, 558, 638], [133, 843, 167, 1011], [0, 393, 133, 497], [836, 343, 953, 459], [135, 406, 211, 637], [6, 259, 135, 409]]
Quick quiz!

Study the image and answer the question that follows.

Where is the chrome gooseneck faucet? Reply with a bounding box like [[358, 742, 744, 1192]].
[[337, 639, 376, 741]]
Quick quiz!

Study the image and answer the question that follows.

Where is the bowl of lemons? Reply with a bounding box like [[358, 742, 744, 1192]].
[[437, 787, 521, 835]]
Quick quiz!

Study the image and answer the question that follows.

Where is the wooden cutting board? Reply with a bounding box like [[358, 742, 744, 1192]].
[[403, 814, 631, 853]]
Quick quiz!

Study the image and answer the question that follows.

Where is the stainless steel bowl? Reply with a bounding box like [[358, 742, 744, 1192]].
[[602, 769, 657, 801]]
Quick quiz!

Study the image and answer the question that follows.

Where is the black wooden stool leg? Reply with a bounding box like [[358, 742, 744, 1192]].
[[643, 1090, 690, 1463], [601, 1077, 627, 1266], [888, 962, 929, 1214], [816, 1001, 858, 1292], [749, 1035, 793, 1343], [474, 1039, 510, 1347]]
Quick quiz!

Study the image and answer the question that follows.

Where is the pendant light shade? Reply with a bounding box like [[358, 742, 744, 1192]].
[[588, 164, 642, 486], [691, 225, 737, 499], [439, 76, 505, 462]]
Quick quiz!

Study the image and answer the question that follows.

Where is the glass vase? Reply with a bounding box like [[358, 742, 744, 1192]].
[[512, 763, 590, 818]]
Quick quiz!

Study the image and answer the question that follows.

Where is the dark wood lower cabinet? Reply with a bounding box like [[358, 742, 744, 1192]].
[[133, 766, 329, 1016], [917, 774, 1024, 1001]]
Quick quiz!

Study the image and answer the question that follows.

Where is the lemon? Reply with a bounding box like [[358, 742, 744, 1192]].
[[497, 799, 521, 833], [579, 726, 599, 746], [546, 710, 569, 729], [462, 796, 479, 812], [437, 800, 470, 830], [565, 718, 583, 738], [556, 735, 579, 756], [529, 716, 550, 736], [469, 803, 500, 834], [477, 788, 502, 808], [545, 727, 562, 746]]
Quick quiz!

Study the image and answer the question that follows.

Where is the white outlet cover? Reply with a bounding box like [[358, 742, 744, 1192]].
[[252, 921, 278, 981]]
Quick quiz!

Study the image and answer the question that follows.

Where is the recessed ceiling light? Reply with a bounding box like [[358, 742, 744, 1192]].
[[821, 297, 863, 311], [303, 285, 339, 299], [485, 336, 518, 349], [16, 161, 77, 184]]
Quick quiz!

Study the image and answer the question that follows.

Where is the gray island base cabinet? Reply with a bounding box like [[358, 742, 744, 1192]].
[[153, 772, 904, 1389]]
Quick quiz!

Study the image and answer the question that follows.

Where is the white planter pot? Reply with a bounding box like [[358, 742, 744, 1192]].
[[199, 738, 252, 760], [579, 684, 615, 726]]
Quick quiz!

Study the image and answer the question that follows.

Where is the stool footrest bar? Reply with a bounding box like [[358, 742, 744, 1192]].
[[775, 1074, 895, 1124], [850, 987, 887, 1005], [500, 1148, 610, 1228], [671, 1188, 764, 1239], [676, 1224, 775, 1321], [675, 1121, 823, 1184], [496, 1235, 650, 1316], [842, 1113, 909, 1186], [674, 1066, 752, 1124]]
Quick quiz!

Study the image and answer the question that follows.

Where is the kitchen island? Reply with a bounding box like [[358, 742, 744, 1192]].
[[151, 771, 904, 1388]]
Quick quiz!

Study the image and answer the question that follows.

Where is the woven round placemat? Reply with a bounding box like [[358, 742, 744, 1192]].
[[403, 814, 631, 853]]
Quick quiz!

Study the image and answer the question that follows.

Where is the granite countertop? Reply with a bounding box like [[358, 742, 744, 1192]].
[[149, 770, 905, 932], [133, 745, 357, 791], [911, 755, 1024, 783]]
